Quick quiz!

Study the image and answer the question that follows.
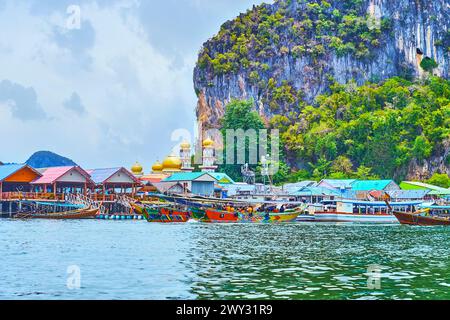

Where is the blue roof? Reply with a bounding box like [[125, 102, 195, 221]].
[[163, 172, 217, 182], [351, 180, 396, 191], [387, 190, 430, 199], [292, 186, 342, 197], [87, 168, 121, 184], [0, 164, 26, 181], [319, 179, 357, 189], [87, 167, 138, 184]]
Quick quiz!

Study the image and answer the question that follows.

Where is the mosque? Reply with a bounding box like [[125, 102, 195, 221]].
[[130, 137, 218, 179]]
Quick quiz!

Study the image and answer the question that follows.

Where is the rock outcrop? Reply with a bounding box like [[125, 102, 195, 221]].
[[193, 0, 449, 179]]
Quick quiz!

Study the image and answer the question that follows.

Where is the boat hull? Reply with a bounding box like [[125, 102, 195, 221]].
[[267, 212, 299, 223], [314, 212, 398, 223], [190, 207, 210, 222], [18, 208, 99, 220], [143, 207, 190, 223], [393, 211, 450, 226], [204, 210, 239, 223]]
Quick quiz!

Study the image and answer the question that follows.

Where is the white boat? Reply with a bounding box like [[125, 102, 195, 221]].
[[313, 200, 423, 223]]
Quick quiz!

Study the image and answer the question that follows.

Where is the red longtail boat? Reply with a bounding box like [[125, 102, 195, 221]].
[[204, 209, 239, 223]]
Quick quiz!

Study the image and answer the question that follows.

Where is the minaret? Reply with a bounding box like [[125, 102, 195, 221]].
[[199, 138, 218, 173], [180, 141, 194, 172]]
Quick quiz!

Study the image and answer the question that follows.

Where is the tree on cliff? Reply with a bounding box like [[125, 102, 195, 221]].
[[218, 99, 266, 182]]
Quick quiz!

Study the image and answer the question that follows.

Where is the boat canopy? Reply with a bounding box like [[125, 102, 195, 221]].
[[325, 199, 423, 207], [419, 204, 450, 210]]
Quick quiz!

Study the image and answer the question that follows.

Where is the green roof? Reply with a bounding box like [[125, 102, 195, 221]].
[[162, 172, 217, 182], [351, 180, 396, 191], [400, 181, 450, 195], [209, 173, 235, 184]]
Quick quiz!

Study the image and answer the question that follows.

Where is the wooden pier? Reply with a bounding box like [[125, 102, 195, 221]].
[[0, 199, 137, 218]]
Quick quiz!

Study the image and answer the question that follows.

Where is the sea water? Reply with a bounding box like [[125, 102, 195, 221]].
[[0, 219, 449, 300]]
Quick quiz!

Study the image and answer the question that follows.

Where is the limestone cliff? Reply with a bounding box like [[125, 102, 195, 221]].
[[194, 0, 450, 179]]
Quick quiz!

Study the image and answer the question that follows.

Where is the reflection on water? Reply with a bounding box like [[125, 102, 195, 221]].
[[1, 220, 449, 300]]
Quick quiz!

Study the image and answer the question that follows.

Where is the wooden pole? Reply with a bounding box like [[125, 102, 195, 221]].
[[0, 181, 2, 200], [53, 182, 56, 199]]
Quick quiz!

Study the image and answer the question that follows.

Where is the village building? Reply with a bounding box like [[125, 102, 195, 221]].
[[31, 166, 95, 199], [161, 172, 217, 197], [0, 164, 42, 198], [317, 179, 357, 197], [290, 186, 342, 203], [86, 167, 141, 200], [282, 181, 318, 194], [348, 180, 400, 199]]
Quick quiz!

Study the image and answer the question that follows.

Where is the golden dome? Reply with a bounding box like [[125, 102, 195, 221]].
[[151, 161, 163, 172], [131, 162, 143, 175], [180, 141, 191, 149], [162, 154, 182, 171], [203, 138, 214, 147]]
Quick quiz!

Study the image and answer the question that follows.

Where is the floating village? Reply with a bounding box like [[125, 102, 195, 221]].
[[1, 138, 450, 226]]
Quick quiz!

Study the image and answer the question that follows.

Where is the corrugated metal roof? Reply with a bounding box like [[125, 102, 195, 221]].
[[387, 189, 430, 199], [0, 164, 27, 181], [283, 181, 318, 194], [292, 187, 342, 197], [86, 167, 139, 184], [163, 172, 217, 182], [351, 180, 396, 191], [31, 166, 93, 184], [319, 179, 357, 189]]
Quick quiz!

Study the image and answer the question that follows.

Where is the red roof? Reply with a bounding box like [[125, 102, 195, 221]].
[[31, 166, 94, 185]]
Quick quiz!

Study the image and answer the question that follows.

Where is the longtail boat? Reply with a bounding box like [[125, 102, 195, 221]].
[[15, 208, 99, 220], [239, 210, 300, 223], [313, 200, 422, 223], [393, 205, 450, 226], [204, 209, 239, 223], [190, 207, 210, 222], [141, 206, 190, 223]]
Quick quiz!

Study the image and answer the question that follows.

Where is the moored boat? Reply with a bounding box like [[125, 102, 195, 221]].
[[313, 200, 422, 223], [142, 206, 190, 223], [204, 209, 239, 223], [15, 208, 99, 220], [393, 205, 450, 226]]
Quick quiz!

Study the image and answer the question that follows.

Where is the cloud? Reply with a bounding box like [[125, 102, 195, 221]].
[[0, 80, 46, 120], [0, 0, 268, 168], [63, 92, 85, 114], [53, 19, 95, 69]]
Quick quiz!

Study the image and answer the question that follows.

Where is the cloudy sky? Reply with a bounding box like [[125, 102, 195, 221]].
[[0, 0, 267, 169]]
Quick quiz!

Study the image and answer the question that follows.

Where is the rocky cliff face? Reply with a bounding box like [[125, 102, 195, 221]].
[[193, 0, 449, 179]]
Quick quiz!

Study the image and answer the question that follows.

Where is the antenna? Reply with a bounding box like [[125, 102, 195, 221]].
[[241, 163, 255, 185]]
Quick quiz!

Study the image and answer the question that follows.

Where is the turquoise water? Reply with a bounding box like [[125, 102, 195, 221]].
[[1, 219, 450, 300]]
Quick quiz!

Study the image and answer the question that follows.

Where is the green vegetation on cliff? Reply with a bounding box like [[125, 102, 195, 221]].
[[218, 76, 450, 183], [271, 76, 450, 180], [198, 0, 391, 77]]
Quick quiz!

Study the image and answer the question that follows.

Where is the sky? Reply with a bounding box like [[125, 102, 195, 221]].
[[0, 0, 268, 169]]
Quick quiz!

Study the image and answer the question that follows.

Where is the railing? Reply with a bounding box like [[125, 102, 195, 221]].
[[0, 192, 65, 201], [1, 192, 164, 204], [65, 194, 108, 215]]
